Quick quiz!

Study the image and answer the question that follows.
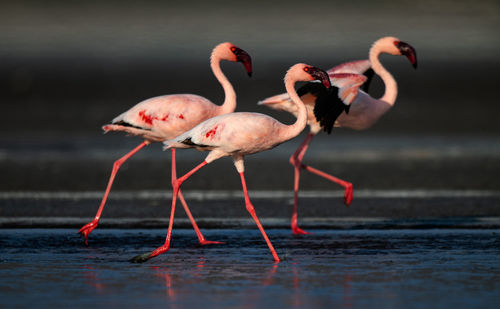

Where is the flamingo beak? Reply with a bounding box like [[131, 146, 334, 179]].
[[233, 47, 253, 77], [309, 67, 331, 89], [397, 41, 417, 69]]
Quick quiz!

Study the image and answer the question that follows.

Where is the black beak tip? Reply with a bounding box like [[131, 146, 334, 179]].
[[397, 41, 418, 70], [247, 71, 252, 77]]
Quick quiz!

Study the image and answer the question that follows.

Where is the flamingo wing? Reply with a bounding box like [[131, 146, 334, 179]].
[[327, 59, 371, 75], [259, 61, 371, 113], [327, 59, 373, 93], [102, 98, 170, 141], [361, 68, 374, 93], [104, 94, 217, 141], [258, 93, 290, 105], [260, 73, 368, 134], [312, 73, 368, 134], [164, 114, 231, 151], [259, 60, 373, 111]]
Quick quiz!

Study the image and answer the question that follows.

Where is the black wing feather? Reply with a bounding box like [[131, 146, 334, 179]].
[[361, 68, 374, 93], [299, 81, 352, 134], [306, 85, 349, 134], [113, 120, 150, 131], [297, 82, 328, 97], [181, 137, 210, 148]]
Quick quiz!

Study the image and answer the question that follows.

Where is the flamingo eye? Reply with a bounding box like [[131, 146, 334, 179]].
[[394, 40, 400, 47], [304, 67, 310, 72], [230, 47, 236, 52]]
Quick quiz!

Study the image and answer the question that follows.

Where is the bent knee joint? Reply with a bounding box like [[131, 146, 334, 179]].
[[245, 203, 255, 213]]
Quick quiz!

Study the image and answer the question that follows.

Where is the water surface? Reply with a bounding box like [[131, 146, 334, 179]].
[[1, 229, 499, 308]]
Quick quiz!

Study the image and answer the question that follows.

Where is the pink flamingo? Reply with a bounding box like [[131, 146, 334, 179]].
[[78, 42, 252, 245], [131, 63, 368, 263], [259, 36, 417, 234]]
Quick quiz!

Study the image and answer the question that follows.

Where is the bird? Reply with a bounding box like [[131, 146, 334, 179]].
[[78, 42, 252, 245], [130, 63, 368, 263], [258, 36, 417, 235]]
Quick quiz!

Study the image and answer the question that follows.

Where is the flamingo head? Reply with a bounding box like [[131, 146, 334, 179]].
[[395, 41, 417, 69], [213, 42, 253, 76], [375, 37, 418, 69], [231, 45, 253, 77], [287, 63, 331, 88], [301, 64, 331, 89]]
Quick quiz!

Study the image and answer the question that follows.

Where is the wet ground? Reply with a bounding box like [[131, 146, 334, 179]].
[[1, 229, 499, 308]]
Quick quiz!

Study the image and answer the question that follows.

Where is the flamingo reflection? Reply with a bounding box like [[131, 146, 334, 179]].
[[153, 266, 176, 300], [82, 264, 105, 293]]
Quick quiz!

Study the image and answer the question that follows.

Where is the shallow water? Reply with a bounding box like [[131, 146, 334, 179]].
[[1, 229, 499, 308]]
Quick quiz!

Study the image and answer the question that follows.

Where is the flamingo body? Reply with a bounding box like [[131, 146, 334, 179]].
[[258, 36, 417, 234], [168, 112, 289, 158], [78, 42, 252, 245], [332, 91, 392, 130], [103, 41, 253, 141], [104, 94, 219, 142]]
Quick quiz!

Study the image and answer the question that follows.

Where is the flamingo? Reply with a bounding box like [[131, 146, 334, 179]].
[[131, 63, 368, 263], [78, 42, 252, 245], [259, 36, 417, 234]]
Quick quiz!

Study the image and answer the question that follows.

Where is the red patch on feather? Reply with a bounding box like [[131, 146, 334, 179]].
[[138, 110, 153, 125], [138, 110, 169, 125], [205, 125, 218, 139]]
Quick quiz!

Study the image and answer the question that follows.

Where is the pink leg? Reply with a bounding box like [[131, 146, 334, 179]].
[[239, 171, 280, 263], [289, 133, 314, 235], [131, 161, 208, 263], [171, 149, 223, 245], [289, 133, 354, 235], [302, 164, 353, 205], [78, 140, 150, 245]]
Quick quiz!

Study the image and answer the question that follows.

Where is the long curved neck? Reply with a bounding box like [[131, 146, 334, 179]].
[[211, 55, 237, 115], [280, 78, 308, 141], [370, 43, 398, 105]]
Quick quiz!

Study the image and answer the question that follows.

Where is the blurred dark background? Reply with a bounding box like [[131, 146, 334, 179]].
[[1, 0, 499, 193]]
